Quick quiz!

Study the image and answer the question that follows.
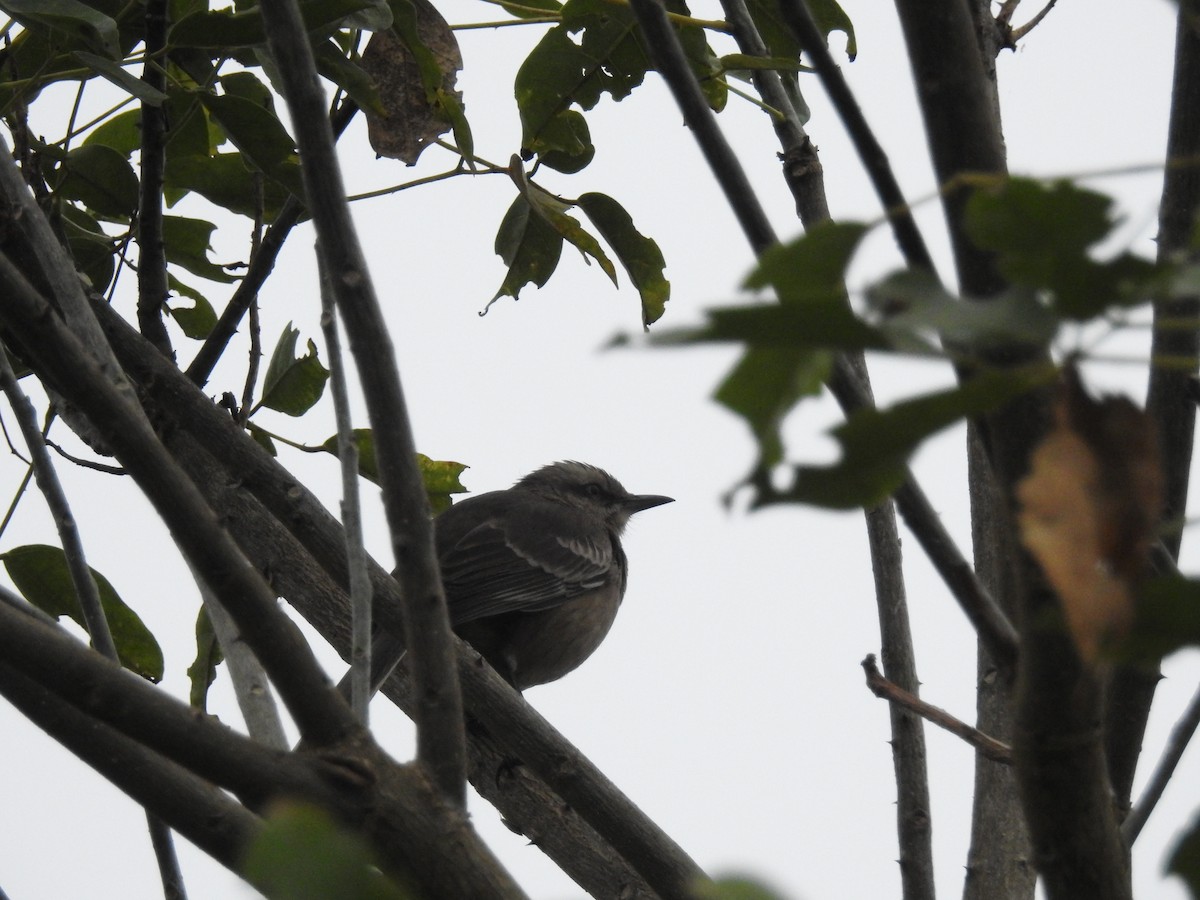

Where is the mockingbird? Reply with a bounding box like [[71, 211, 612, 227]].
[[436, 460, 672, 690]]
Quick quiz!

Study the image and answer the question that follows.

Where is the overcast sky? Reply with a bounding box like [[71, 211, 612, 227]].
[[1, 1, 1197, 898]]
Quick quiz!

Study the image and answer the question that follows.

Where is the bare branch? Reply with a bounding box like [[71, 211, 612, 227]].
[[774, 0, 935, 272], [257, 0, 466, 805], [0, 251, 359, 750], [1110, 0, 1200, 816], [863, 654, 1012, 764], [1123, 677, 1200, 844], [318, 259, 373, 724], [94, 301, 711, 899]]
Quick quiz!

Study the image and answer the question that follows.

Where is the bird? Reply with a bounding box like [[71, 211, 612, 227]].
[[435, 461, 673, 690]]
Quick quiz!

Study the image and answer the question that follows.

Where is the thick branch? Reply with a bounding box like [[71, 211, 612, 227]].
[[892, 0, 1007, 298], [95, 301, 703, 899], [0, 660, 264, 879], [891, 2, 1127, 895], [0, 601, 524, 898], [257, 0, 466, 805], [0, 252, 359, 750], [1108, 2, 1200, 814]]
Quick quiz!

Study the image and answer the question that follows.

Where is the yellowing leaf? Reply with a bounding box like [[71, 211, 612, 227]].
[[1017, 370, 1162, 661]]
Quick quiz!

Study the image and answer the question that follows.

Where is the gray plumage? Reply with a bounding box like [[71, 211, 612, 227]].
[[435, 461, 672, 690]]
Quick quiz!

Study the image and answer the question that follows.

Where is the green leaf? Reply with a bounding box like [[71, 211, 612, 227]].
[[530, 109, 593, 173], [1, 544, 164, 682], [0, 0, 121, 59], [247, 422, 279, 456], [164, 152, 295, 219], [166, 281, 218, 339], [578, 192, 669, 326], [321, 438, 468, 511], [495, 0, 562, 17], [965, 177, 1162, 320], [715, 347, 832, 469], [867, 269, 1059, 351], [663, 301, 890, 352], [84, 108, 142, 157], [1169, 809, 1200, 899], [315, 39, 385, 115], [491, 194, 564, 302], [219, 70, 277, 108], [745, 0, 856, 62], [261, 324, 329, 416], [58, 202, 116, 292], [200, 92, 301, 194], [187, 605, 224, 711], [164, 87, 222, 161], [416, 453, 468, 514], [744, 220, 868, 303], [170, 0, 380, 48], [695, 876, 790, 900], [1115, 576, 1200, 663], [53, 144, 139, 218], [510, 162, 615, 284], [320, 428, 379, 483], [71, 51, 168, 104], [772, 365, 1058, 509], [515, 0, 721, 166], [241, 802, 409, 900], [162, 215, 237, 283]]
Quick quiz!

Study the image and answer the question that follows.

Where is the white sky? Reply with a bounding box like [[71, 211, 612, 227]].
[[1, 1, 1197, 898]]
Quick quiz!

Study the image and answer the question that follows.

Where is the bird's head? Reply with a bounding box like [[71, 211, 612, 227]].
[[515, 461, 673, 532]]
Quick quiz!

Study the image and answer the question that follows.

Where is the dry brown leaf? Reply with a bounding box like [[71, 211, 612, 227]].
[[361, 0, 462, 164], [1016, 368, 1162, 661]]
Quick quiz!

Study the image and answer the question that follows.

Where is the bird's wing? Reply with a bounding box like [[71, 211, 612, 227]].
[[439, 516, 615, 625]]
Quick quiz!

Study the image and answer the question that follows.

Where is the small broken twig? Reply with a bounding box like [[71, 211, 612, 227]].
[[862, 654, 1012, 764]]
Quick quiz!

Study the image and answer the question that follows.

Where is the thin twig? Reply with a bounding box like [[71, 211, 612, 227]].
[[193, 572, 289, 751], [136, 0, 173, 360], [627, 0, 777, 254], [863, 655, 1012, 764], [629, 0, 1019, 674], [775, 0, 935, 271], [0, 332, 188, 899], [318, 258, 373, 724], [259, 0, 466, 805], [1123, 679, 1200, 844], [0, 342, 117, 659], [1009, 0, 1058, 44], [185, 103, 357, 389], [237, 175, 266, 424], [0, 250, 360, 749]]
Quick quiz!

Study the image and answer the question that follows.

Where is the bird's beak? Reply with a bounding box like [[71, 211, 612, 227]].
[[625, 493, 674, 513]]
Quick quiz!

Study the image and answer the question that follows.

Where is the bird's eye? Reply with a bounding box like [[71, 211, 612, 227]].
[[584, 483, 604, 499]]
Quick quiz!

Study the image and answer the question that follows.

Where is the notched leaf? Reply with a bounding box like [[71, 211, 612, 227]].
[[490, 194, 564, 303], [261, 324, 329, 416], [361, 0, 465, 164]]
